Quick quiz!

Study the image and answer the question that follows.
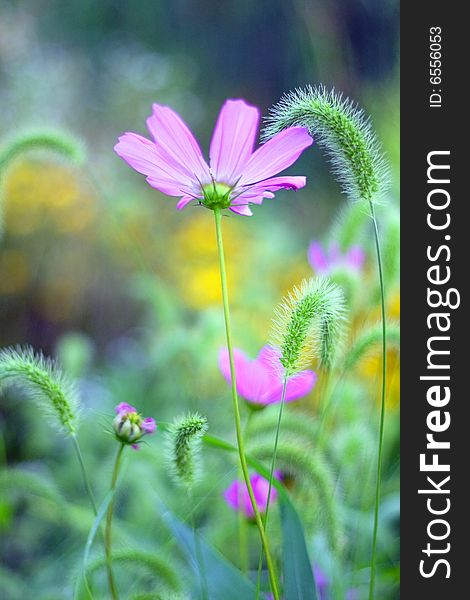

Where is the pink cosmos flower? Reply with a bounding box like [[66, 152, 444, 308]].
[[114, 99, 313, 216], [308, 241, 365, 276], [219, 345, 316, 406], [224, 471, 281, 518], [113, 403, 157, 449]]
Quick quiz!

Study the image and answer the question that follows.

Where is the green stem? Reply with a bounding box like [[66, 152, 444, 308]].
[[213, 207, 280, 600], [315, 369, 336, 452], [189, 488, 209, 600], [256, 378, 288, 598], [263, 378, 287, 528], [105, 443, 125, 600], [71, 434, 98, 515], [239, 411, 254, 573], [368, 200, 387, 600]]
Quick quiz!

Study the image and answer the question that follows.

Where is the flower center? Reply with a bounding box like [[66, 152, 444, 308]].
[[201, 182, 232, 210]]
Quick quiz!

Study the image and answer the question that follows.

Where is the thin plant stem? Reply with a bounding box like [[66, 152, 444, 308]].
[[105, 443, 125, 600], [255, 377, 288, 599], [239, 410, 254, 573], [368, 200, 387, 600], [213, 207, 280, 600], [315, 370, 336, 452], [189, 488, 209, 600], [263, 378, 288, 528], [71, 434, 98, 515]]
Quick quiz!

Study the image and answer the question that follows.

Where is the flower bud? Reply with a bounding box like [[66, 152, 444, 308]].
[[112, 403, 157, 447]]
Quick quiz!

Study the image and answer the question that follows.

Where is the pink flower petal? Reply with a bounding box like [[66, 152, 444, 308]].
[[346, 245, 366, 271], [284, 370, 317, 401], [115, 133, 193, 196], [230, 177, 305, 212], [252, 473, 278, 512], [141, 417, 157, 434], [256, 345, 281, 373], [243, 176, 307, 197], [209, 99, 260, 183], [176, 196, 195, 210], [239, 127, 313, 186], [229, 204, 253, 216], [146, 104, 210, 183], [308, 241, 329, 273], [223, 480, 241, 511], [230, 192, 265, 206], [224, 473, 281, 517], [218, 348, 271, 404], [262, 369, 316, 404], [259, 175, 307, 192], [115, 402, 137, 415]]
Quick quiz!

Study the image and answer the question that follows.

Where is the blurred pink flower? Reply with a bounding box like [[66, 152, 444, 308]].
[[114, 99, 312, 216], [218, 345, 316, 406], [308, 241, 365, 275], [224, 471, 281, 517], [141, 417, 157, 434]]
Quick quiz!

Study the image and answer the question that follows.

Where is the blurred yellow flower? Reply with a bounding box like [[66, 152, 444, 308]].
[[3, 159, 96, 237], [170, 213, 248, 309], [360, 348, 400, 411]]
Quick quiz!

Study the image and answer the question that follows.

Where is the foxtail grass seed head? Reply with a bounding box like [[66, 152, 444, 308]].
[[271, 277, 346, 375], [0, 346, 80, 436], [166, 412, 208, 488], [113, 403, 157, 448], [263, 85, 390, 203], [0, 129, 85, 172], [0, 129, 85, 238]]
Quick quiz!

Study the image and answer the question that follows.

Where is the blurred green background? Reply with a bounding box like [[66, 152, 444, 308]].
[[0, 1, 399, 598]]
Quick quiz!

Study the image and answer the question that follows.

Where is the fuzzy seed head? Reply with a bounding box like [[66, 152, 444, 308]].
[[0, 346, 80, 435], [263, 85, 389, 202], [166, 413, 208, 488], [271, 278, 346, 375]]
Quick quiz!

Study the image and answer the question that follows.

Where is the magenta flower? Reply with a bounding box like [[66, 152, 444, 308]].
[[113, 403, 157, 448], [219, 345, 316, 406], [308, 241, 365, 276], [224, 471, 281, 518], [115, 402, 137, 415], [114, 99, 313, 216], [141, 417, 157, 434]]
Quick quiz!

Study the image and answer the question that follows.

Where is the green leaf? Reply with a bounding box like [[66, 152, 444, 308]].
[[160, 505, 257, 600], [280, 499, 317, 600], [203, 433, 320, 599], [74, 489, 115, 600]]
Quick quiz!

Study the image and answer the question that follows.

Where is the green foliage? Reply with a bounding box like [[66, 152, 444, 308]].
[[382, 209, 400, 288], [161, 505, 257, 599], [280, 498, 317, 600], [0, 466, 65, 505], [331, 201, 369, 252], [85, 549, 182, 595], [0, 346, 80, 435], [344, 322, 400, 371], [166, 413, 208, 488], [0, 129, 84, 238], [250, 438, 342, 552], [271, 277, 346, 374], [248, 407, 318, 445], [263, 85, 389, 202]]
